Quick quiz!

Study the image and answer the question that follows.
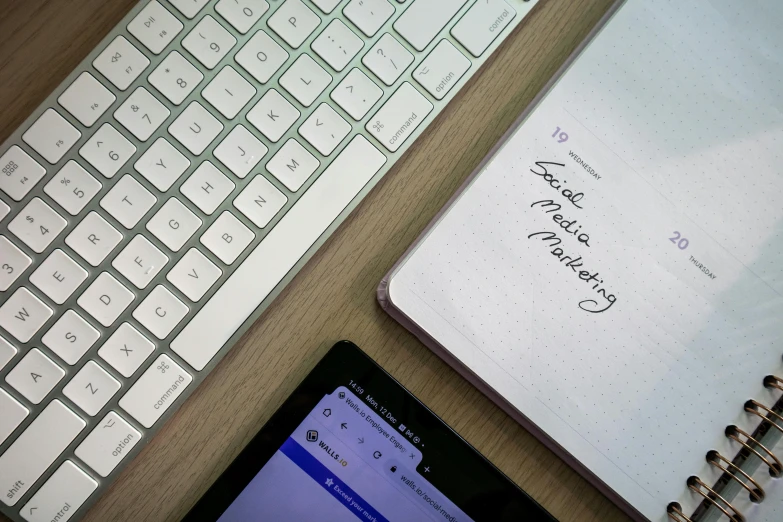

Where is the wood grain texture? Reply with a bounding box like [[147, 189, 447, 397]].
[[0, 0, 629, 520]]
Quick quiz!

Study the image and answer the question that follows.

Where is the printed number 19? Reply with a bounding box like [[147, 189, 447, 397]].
[[552, 127, 569, 143], [669, 231, 689, 250]]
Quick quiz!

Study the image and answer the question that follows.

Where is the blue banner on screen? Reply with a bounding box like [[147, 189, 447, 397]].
[[280, 438, 390, 522]]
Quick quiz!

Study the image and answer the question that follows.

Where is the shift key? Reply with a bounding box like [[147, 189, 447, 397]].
[[119, 355, 192, 428], [451, 0, 516, 57], [366, 82, 433, 152]]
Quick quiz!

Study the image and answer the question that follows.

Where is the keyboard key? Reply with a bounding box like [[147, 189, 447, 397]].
[[0, 335, 16, 371], [133, 285, 189, 339], [6, 348, 65, 404], [77, 272, 135, 327], [0, 236, 31, 291], [66, 211, 123, 266], [93, 36, 150, 91], [451, 0, 515, 57], [29, 249, 88, 305], [20, 461, 97, 522], [343, 0, 394, 38], [268, 0, 321, 49], [134, 137, 191, 192], [98, 323, 155, 378], [266, 138, 320, 191], [58, 72, 116, 127], [214, 125, 268, 179], [100, 174, 157, 228], [168, 0, 210, 18], [182, 15, 236, 69], [112, 235, 169, 289], [8, 198, 67, 253], [146, 198, 202, 252], [114, 87, 171, 141], [128, 0, 184, 54], [235, 30, 289, 84], [216, 0, 269, 34], [0, 288, 52, 343], [75, 412, 141, 477], [312, 20, 363, 72], [148, 51, 204, 105], [311, 0, 342, 14], [63, 361, 121, 416], [366, 82, 433, 151], [362, 33, 413, 86], [0, 199, 8, 221], [42, 310, 100, 365], [0, 400, 85, 507], [414, 40, 470, 99], [180, 161, 235, 215], [169, 101, 224, 155], [201, 211, 254, 264], [393, 0, 468, 51], [119, 354, 191, 428], [44, 161, 102, 215], [22, 109, 81, 165], [0, 389, 27, 445], [331, 68, 383, 120], [279, 54, 332, 107], [233, 174, 287, 228], [79, 123, 136, 179], [166, 248, 222, 302], [247, 89, 300, 143], [203, 66, 257, 119], [0, 146, 46, 201], [298, 103, 351, 156], [172, 136, 386, 370]]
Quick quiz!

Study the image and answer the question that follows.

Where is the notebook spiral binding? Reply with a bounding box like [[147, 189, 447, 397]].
[[666, 375, 783, 522]]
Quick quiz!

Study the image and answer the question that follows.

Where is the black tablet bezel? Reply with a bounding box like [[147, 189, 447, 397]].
[[183, 340, 555, 521]]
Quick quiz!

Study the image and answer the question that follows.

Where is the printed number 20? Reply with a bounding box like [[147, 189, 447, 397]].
[[669, 231, 689, 250]]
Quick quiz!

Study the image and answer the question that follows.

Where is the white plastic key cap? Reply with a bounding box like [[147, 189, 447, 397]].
[[77, 272, 135, 327], [200, 211, 255, 264], [182, 15, 237, 69], [127, 1, 184, 54], [20, 461, 97, 522], [112, 235, 169, 289], [393, 0, 468, 51], [22, 109, 81, 165], [330, 68, 383, 120], [343, 0, 395, 38], [279, 54, 332, 107], [133, 285, 189, 339], [362, 33, 413, 86], [214, 125, 268, 179], [203, 66, 257, 119], [134, 137, 191, 192], [266, 138, 320, 191], [247, 89, 300, 143], [146, 198, 202, 252], [267, 0, 321, 49], [171, 136, 386, 370], [93, 36, 150, 91], [119, 354, 192, 428], [0, 236, 31, 291], [310, 0, 341, 14], [169, 0, 211, 18], [216, 0, 270, 34], [0, 335, 16, 371], [5, 348, 65, 404], [148, 51, 204, 105], [63, 361, 121, 416], [58, 72, 116, 128], [98, 323, 155, 378], [0, 199, 8, 221], [312, 19, 364, 72], [413, 40, 471, 99], [298, 103, 351, 156], [180, 161, 235, 215], [0, 146, 46, 201], [451, 0, 515, 57], [233, 175, 287, 228], [29, 249, 89, 305], [100, 174, 157, 229], [0, 400, 85, 507], [75, 412, 141, 477], [366, 82, 433, 152], [166, 248, 222, 302], [41, 310, 100, 365], [235, 30, 289, 84], [79, 123, 136, 179], [0, 389, 27, 446], [8, 198, 67, 253], [65, 211, 123, 267], [44, 161, 102, 215], [114, 87, 170, 142], [168, 101, 224, 155]]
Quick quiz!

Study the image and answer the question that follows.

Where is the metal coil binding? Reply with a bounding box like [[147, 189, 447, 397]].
[[687, 476, 744, 522], [667, 502, 694, 522], [706, 450, 764, 503], [726, 425, 782, 478], [763, 375, 783, 392]]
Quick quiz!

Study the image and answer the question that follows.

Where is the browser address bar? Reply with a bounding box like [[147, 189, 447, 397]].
[[383, 462, 473, 522]]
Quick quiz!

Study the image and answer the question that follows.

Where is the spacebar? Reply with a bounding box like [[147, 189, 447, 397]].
[[171, 136, 387, 371]]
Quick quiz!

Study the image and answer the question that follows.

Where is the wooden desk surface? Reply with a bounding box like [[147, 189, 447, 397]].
[[0, 0, 628, 520]]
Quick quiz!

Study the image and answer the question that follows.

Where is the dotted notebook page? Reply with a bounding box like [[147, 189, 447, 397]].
[[389, 1, 783, 521]]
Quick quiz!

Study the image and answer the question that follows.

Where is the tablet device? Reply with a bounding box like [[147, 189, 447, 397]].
[[184, 341, 555, 522]]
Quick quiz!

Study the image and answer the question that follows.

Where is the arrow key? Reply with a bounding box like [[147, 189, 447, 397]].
[[20, 460, 97, 522], [167, 248, 222, 302], [299, 103, 351, 156]]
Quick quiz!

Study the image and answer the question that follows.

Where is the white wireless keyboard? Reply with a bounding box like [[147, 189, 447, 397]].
[[0, 0, 537, 519]]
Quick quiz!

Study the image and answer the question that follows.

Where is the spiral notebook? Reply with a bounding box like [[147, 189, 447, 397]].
[[377, 1, 783, 521]]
